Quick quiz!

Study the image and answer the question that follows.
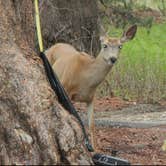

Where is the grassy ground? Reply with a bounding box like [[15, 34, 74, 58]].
[[134, 0, 166, 11], [98, 23, 166, 103]]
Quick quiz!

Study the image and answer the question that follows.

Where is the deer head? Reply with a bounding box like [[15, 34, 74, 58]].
[[99, 25, 137, 65]]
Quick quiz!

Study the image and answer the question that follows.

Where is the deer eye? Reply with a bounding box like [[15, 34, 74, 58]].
[[103, 44, 108, 48], [118, 45, 122, 49]]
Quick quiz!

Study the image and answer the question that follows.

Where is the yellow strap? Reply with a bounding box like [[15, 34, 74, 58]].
[[34, 0, 44, 52]]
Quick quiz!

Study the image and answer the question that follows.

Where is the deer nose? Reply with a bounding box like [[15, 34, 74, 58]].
[[110, 57, 117, 64]]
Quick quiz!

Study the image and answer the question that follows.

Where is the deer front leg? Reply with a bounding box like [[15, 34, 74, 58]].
[[87, 101, 96, 150]]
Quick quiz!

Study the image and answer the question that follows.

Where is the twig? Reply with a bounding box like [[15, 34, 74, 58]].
[[53, 24, 71, 40]]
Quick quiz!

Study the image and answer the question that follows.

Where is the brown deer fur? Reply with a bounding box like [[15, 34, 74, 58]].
[[45, 25, 137, 149]]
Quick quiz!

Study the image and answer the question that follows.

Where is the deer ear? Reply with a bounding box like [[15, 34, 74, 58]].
[[121, 25, 137, 43]]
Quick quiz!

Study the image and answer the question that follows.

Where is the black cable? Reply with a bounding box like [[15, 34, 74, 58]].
[[39, 52, 93, 152]]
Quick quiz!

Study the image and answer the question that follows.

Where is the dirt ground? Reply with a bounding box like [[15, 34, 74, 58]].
[[74, 97, 166, 165]]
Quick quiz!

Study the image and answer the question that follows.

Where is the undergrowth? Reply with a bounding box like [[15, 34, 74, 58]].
[[97, 23, 166, 103]]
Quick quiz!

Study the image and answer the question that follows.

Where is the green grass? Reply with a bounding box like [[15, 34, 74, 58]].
[[98, 23, 166, 103], [134, 0, 166, 11]]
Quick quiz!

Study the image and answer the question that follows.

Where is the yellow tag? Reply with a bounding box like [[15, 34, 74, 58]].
[[34, 0, 44, 52]]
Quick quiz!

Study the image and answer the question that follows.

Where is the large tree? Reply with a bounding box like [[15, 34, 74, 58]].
[[0, 0, 99, 164]]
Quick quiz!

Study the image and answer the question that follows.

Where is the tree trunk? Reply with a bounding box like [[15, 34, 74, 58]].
[[0, 0, 93, 164], [39, 0, 100, 56]]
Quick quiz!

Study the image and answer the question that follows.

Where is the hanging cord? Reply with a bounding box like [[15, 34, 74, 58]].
[[34, 0, 93, 152]]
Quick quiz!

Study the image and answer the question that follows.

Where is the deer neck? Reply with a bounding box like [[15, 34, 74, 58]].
[[86, 53, 113, 88]]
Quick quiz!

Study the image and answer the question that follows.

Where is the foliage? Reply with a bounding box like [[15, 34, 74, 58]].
[[97, 0, 166, 102], [99, 0, 154, 29], [97, 23, 166, 103], [158, 0, 166, 16]]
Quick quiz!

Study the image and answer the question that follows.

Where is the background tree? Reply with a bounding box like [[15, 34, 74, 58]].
[[99, 0, 154, 30], [39, 0, 100, 56]]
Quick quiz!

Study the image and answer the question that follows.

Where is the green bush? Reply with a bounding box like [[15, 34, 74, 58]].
[[98, 23, 166, 103]]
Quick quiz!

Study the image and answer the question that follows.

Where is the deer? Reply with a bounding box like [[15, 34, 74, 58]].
[[45, 25, 137, 149]]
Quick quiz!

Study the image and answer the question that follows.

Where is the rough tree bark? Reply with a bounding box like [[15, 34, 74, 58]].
[[0, 0, 95, 164]]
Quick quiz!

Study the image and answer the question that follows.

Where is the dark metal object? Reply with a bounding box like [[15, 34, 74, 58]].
[[92, 153, 130, 166]]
